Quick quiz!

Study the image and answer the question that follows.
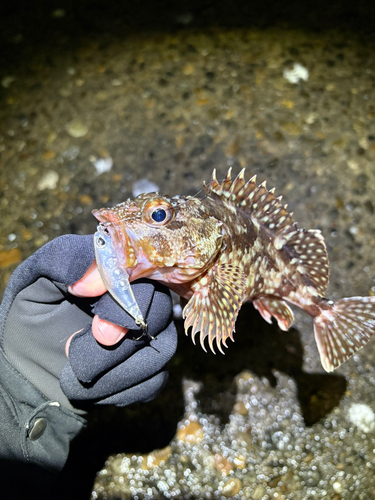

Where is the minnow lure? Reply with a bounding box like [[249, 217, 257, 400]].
[[94, 225, 147, 333], [92, 169, 375, 372]]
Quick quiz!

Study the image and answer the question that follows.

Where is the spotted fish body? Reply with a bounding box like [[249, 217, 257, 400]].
[[93, 169, 375, 372]]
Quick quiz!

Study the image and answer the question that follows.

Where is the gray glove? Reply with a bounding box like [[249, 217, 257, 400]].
[[0, 234, 177, 411]]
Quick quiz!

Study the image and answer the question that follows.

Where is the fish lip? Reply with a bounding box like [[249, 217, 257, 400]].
[[109, 225, 137, 271]]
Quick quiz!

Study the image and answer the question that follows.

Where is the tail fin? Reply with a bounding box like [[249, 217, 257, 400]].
[[313, 296, 375, 372]]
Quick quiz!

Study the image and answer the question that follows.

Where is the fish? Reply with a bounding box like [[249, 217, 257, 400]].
[[92, 168, 375, 372]]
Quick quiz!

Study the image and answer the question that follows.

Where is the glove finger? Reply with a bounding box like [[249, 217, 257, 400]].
[[60, 320, 177, 399], [92, 279, 173, 332], [65, 323, 147, 384]]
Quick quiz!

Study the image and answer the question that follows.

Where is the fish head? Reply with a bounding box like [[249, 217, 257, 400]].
[[92, 193, 223, 284]]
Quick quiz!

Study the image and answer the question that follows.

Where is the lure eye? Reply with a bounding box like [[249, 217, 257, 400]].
[[144, 199, 174, 226]]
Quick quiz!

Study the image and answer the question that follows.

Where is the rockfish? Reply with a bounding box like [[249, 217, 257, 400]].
[[93, 169, 375, 372]]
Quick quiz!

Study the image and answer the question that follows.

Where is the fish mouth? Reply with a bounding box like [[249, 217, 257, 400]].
[[92, 208, 138, 273]]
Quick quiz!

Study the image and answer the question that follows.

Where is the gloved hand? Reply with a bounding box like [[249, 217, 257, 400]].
[[0, 234, 177, 411]]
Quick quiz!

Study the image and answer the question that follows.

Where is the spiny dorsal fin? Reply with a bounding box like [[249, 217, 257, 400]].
[[204, 169, 330, 296], [204, 168, 294, 235]]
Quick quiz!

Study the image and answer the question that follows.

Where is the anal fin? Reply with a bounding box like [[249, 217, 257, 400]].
[[253, 297, 294, 331]]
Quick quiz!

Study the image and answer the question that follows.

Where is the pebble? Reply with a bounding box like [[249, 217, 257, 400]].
[[232, 454, 247, 469], [79, 194, 93, 205], [233, 400, 248, 415], [281, 121, 302, 136], [42, 150, 56, 160], [333, 481, 344, 494], [143, 446, 172, 469], [37, 171, 59, 190], [283, 63, 309, 84], [0, 248, 22, 268], [95, 91, 108, 101], [222, 477, 242, 497], [268, 475, 282, 487], [176, 421, 204, 444], [66, 120, 88, 138], [47, 131, 57, 143], [214, 453, 233, 475], [62, 146, 80, 161], [347, 403, 375, 433], [132, 179, 160, 197], [252, 484, 266, 500], [183, 63, 195, 75], [58, 86, 72, 97], [22, 229, 32, 241], [93, 157, 113, 175], [272, 493, 284, 500], [1, 76, 15, 88]]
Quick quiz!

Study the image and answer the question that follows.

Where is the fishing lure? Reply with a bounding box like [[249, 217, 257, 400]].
[[94, 224, 148, 335]]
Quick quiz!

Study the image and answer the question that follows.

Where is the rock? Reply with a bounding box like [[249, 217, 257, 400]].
[[1, 76, 16, 88], [283, 63, 309, 84], [333, 481, 344, 494], [93, 157, 113, 175], [183, 64, 195, 75], [252, 484, 266, 500], [233, 454, 247, 469], [66, 120, 88, 138], [37, 171, 59, 190], [233, 400, 248, 415], [79, 194, 93, 205], [176, 421, 204, 444], [222, 477, 242, 497], [0, 248, 22, 268], [58, 87, 72, 97], [132, 179, 159, 197], [22, 229, 32, 241], [62, 146, 80, 161], [214, 453, 233, 475], [42, 150, 56, 160], [347, 403, 375, 433], [142, 446, 172, 469]]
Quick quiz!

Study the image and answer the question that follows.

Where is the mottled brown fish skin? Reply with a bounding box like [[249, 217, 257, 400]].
[[93, 168, 375, 372]]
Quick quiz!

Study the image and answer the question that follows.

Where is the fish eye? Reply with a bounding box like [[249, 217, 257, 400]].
[[152, 208, 167, 222], [143, 199, 174, 226], [97, 236, 106, 247]]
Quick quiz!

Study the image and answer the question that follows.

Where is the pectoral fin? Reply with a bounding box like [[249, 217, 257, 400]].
[[253, 296, 294, 331], [183, 263, 246, 353]]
